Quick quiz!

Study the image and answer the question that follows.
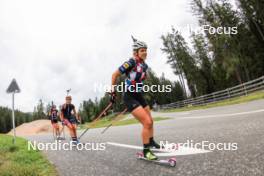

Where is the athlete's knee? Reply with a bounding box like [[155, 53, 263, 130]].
[[72, 126, 77, 131], [143, 118, 153, 129], [67, 125, 74, 130]]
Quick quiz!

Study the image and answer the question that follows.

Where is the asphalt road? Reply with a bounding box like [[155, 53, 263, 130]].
[[27, 99, 264, 176]]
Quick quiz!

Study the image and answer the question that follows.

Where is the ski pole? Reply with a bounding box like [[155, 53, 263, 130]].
[[78, 102, 113, 139], [101, 108, 127, 134]]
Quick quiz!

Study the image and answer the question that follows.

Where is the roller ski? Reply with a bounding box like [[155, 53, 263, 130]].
[[136, 149, 176, 167]]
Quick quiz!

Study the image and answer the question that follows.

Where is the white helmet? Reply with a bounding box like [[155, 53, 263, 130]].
[[131, 36, 147, 51]]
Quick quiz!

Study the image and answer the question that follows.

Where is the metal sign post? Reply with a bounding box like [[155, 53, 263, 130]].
[[6, 79, 21, 144]]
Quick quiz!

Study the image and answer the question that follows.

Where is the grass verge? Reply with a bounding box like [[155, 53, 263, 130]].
[[0, 134, 57, 176]]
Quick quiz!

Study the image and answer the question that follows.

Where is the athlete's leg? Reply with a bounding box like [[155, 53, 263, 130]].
[[51, 122, 56, 139], [72, 124, 77, 137], [144, 105, 162, 149], [64, 119, 75, 137], [131, 106, 153, 144], [132, 106, 158, 160], [66, 118, 79, 143], [70, 123, 79, 143], [144, 106, 153, 137], [54, 123, 60, 136]]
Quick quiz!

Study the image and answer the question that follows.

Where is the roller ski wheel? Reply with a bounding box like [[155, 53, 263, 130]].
[[136, 152, 176, 167]]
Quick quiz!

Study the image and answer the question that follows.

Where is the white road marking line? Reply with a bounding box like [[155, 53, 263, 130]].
[[179, 109, 264, 119], [107, 142, 211, 156]]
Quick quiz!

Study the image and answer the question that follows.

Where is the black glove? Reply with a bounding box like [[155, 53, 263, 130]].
[[110, 91, 116, 103]]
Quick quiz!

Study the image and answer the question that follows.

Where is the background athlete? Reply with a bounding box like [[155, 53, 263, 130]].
[[60, 96, 80, 144], [48, 104, 60, 139], [111, 36, 161, 160]]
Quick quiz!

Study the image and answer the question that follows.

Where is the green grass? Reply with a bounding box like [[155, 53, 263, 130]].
[[162, 90, 264, 112], [80, 115, 170, 129], [0, 134, 57, 176]]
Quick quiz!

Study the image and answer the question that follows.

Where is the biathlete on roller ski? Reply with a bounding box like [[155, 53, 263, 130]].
[[48, 104, 60, 139], [110, 36, 162, 160], [60, 95, 81, 145]]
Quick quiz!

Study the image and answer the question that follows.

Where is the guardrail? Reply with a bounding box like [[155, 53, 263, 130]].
[[157, 75, 264, 110]]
